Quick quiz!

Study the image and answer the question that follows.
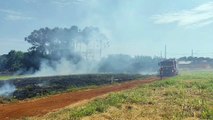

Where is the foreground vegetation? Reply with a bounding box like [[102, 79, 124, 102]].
[[28, 72, 213, 120]]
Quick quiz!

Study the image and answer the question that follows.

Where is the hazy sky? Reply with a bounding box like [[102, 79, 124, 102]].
[[1, 0, 213, 58]]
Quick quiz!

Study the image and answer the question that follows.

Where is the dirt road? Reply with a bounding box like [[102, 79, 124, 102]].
[[0, 77, 158, 120]]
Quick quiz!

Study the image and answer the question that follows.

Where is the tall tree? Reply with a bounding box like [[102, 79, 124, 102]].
[[4, 50, 24, 72]]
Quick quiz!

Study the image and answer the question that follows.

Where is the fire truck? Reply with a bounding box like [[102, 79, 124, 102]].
[[159, 59, 178, 77]]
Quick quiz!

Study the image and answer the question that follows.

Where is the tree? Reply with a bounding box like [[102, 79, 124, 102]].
[[4, 50, 25, 72], [0, 26, 109, 73], [0, 54, 7, 71], [25, 26, 108, 61], [98, 55, 162, 73]]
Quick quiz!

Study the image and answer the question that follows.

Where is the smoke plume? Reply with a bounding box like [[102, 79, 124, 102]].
[[33, 58, 98, 76], [26, 26, 108, 76], [20, 26, 161, 76], [0, 83, 16, 97]]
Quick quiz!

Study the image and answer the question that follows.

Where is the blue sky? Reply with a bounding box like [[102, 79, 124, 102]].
[[1, 0, 213, 58]]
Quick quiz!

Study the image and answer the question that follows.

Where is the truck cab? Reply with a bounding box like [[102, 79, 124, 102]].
[[159, 59, 178, 77]]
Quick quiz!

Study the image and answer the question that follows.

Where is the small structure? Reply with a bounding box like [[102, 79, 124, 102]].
[[159, 59, 178, 77]]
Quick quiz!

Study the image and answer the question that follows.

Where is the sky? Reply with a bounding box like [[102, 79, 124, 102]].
[[0, 0, 213, 58]]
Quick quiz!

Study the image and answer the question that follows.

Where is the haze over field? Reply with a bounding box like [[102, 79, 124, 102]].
[[1, 0, 213, 58], [0, 1, 213, 119]]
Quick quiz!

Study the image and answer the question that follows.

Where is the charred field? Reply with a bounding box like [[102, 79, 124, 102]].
[[0, 74, 148, 101]]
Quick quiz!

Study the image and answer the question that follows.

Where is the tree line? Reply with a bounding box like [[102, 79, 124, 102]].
[[1, 25, 212, 74], [0, 26, 107, 74]]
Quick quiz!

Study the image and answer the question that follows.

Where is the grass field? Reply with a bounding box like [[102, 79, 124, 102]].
[[0, 76, 14, 80], [0, 75, 24, 81], [28, 72, 213, 120]]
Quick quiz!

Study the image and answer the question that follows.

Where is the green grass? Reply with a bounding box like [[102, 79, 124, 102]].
[[0, 75, 14, 80], [0, 75, 24, 80], [28, 72, 213, 120]]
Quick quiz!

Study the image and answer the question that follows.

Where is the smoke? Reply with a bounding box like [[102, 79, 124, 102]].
[[98, 54, 161, 74], [0, 83, 16, 97], [75, 0, 156, 56], [16, 24, 161, 76], [24, 26, 109, 76], [23, 0, 164, 76], [33, 58, 98, 76]]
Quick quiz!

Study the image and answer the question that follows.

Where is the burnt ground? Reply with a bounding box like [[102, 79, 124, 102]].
[[0, 77, 158, 120], [0, 74, 147, 100]]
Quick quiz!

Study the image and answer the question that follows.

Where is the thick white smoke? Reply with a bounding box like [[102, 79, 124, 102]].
[[26, 26, 109, 77], [33, 58, 98, 77], [0, 83, 16, 97]]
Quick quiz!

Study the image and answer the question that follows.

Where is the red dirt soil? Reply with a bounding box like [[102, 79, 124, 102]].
[[0, 77, 158, 120]]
